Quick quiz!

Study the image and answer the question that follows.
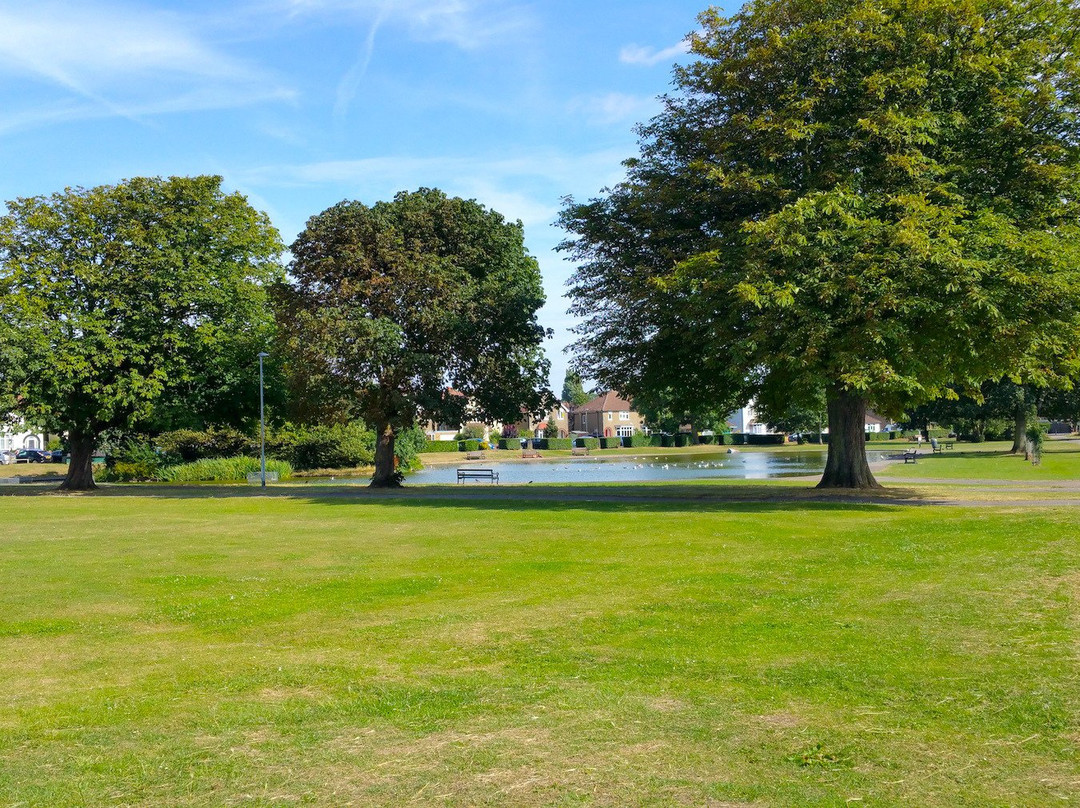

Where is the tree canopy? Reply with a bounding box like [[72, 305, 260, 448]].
[[0, 175, 284, 489], [559, 0, 1080, 487], [277, 188, 551, 487]]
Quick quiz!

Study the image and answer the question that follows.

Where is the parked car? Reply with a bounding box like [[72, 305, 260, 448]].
[[15, 449, 50, 463], [49, 450, 65, 463]]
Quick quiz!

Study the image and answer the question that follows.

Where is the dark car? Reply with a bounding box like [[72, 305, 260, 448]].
[[49, 450, 65, 463], [15, 449, 50, 463]]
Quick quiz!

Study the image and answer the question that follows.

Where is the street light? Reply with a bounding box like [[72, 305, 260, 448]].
[[258, 352, 269, 487]]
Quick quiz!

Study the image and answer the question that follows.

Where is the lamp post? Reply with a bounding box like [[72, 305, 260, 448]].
[[258, 352, 269, 487]]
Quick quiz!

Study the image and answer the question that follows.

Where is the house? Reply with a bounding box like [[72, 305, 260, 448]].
[[1, 419, 45, 458], [513, 401, 572, 438], [571, 391, 646, 438], [422, 389, 504, 442], [727, 401, 768, 435], [864, 410, 889, 433]]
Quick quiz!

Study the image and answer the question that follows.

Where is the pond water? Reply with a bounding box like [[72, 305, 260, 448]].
[[300, 449, 898, 486]]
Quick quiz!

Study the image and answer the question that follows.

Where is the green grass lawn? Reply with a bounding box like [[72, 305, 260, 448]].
[[882, 440, 1080, 481], [1, 492, 1078, 806]]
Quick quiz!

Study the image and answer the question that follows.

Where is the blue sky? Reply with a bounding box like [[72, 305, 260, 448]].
[[0, 0, 712, 391]]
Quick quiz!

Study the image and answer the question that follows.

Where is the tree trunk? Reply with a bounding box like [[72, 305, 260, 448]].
[[817, 389, 881, 489], [1010, 409, 1027, 454], [60, 434, 97, 491], [370, 423, 401, 488]]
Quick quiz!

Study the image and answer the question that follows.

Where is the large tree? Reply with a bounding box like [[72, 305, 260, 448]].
[[560, 0, 1080, 488], [0, 176, 284, 490], [277, 188, 551, 487]]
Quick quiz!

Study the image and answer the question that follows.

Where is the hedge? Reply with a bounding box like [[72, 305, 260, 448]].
[[672, 433, 692, 447], [599, 437, 621, 449], [698, 435, 716, 445], [729, 433, 747, 445], [424, 440, 460, 453], [574, 437, 600, 450], [460, 439, 482, 452], [540, 438, 573, 450], [746, 433, 786, 445], [497, 438, 520, 450]]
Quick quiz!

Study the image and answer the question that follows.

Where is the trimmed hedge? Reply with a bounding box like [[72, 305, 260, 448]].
[[599, 437, 621, 449], [729, 433, 747, 445], [575, 437, 600, 450], [460, 439, 482, 452], [660, 435, 675, 447], [698, 435, 716, 444], [540, 438, 573, 450], [424, 440, 460, 453], [747, 433, 786, 445], [497, 438, 521, 450], [674, 433, 693, 447]]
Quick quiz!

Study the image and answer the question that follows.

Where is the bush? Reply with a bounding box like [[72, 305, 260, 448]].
[[599, 437, 622, 449], [160, 456, 293, 482], [747, 433, 786, 445], [698, 434, 716, 445], [460, 439, 481, 452], [540, 438, 573, 450], [674, 433, 693, 447], [425, 440, 461, 453], [98, 460, 161, 482], [271, 421, 375, 470], [157, 427, 253, 462], [497, 438, 521, 450], [660, 435, 675, 447], [575, 437, 600, 450], [623, 434, 649, 448], [729, 433, 747, 445]]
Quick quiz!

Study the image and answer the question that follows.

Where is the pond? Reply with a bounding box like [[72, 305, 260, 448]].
[[299, 449, 899, 486]]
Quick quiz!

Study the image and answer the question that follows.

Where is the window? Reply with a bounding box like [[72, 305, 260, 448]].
[[616, 426, 633, 437], [557, 409, 564, 420], [607, 412, 613, 421], [619, 411, 630, 421]]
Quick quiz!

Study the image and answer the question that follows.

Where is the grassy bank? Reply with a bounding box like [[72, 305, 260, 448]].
[[1, 493, 1078, 806], [883, 440, 1080, 481]]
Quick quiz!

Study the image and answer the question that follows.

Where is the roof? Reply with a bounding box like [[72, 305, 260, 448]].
[[575, 391, 634, 413]]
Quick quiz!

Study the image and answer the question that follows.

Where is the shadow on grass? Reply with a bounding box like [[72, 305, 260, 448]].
[[0, 480, 936, 514]]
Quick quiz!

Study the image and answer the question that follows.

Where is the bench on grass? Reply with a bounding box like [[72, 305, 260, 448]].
[[457, 468, 499, 484], [522, 448, 540, 458], [571, 446, 589, 456], [465, 450, 486, 460], [944, 441, 954, 450], [903, 450, 918, 464], [931, 439, 943, 454]]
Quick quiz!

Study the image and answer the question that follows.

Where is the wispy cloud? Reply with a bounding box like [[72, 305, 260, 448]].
[[0, 1, 294, 131], [568, 93, 660, 126], [236, 149, 630, 228], [619, 40, 689, 67], [277, 0, 534, 51]]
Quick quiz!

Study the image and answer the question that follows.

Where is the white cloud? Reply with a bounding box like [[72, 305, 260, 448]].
[[0, 1, 294, 129], [568, 92, 659, 126], [276, 0, 533, 51], [619, 40, 689, 67]]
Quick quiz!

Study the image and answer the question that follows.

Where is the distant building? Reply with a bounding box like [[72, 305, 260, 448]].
[[1, 419, 45, 455], [727, 401, 768, 435], [514, 401, 572, 438], [571, 391, 646, 438]]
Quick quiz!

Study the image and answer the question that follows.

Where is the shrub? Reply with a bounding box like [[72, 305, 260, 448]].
[[599, 437, 621, 449], [157, 426, 253, 462], [272, 421, 375, 470], [729, 433, 747, 445], [674, 433, 693, 447], [747, 433, 786, 445], [460, 439, 481, 452], [160, 456, 293, 482], [540, 438, 573, 450], [98, 460, 161, 482], [575, 437, 600, 450], [497, 438, 521, 450], [424, 440, 461, 453], [698, 434, 716, 445], [455, 424, 486, 441], [660, 435, 675, 447]]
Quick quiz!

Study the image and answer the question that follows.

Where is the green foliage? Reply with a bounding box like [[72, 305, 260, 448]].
[[460, 440, 482, 452], [561, 371, 590, 407], [277, 188, 552, 486], [623, 434, 656, 448], [424, 440, 462, 453], [455, 424, 486, 441], [497, 438, 520, 451], [159, 457, 293, 483], [559, 0, 1080, 486], [599, 437, 622, 449], [0, 175, 284, 488], [747, 434, 786, 446], [1026, 423, 1047, 460], [156, 427, 254, 463], [393, 426, 428, 470], [542, 420, 560, 439], [269, 421, 375, 470], [575, 437, 600, 450], [673, 433, 693, 448], [538, 438, 573, 450]]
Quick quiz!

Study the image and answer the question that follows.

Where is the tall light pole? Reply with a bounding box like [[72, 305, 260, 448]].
[[258, 352, 269, 487]]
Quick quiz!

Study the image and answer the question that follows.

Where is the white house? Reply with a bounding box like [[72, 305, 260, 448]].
[[727, 401, 768, 434], [1, 419, 45, 457]]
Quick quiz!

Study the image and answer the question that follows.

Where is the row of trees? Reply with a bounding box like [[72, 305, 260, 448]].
[[559, 0, 1080, 488], [0, 179, 551, 490]]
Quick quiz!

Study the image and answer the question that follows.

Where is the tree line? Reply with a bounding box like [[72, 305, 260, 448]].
[[0, 180, 551, 490]]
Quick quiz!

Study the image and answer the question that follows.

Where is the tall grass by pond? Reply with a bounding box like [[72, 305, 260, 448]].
[[102, 455, 293, 482]]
